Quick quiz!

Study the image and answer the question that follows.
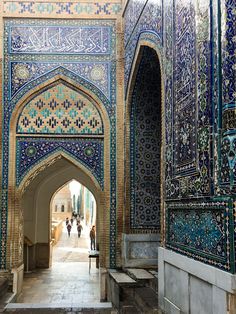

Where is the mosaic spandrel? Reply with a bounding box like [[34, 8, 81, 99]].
[[16, 137, 104, 187]]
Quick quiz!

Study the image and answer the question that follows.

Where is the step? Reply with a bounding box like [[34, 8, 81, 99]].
[[109, 271, 136, 286], [108, 270, 137, 310], [4, 302, 114, 313], [126, 268, 154, 281]]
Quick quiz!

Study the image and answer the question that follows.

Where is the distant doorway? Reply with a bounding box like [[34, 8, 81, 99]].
[[51, 180, 97, 263]]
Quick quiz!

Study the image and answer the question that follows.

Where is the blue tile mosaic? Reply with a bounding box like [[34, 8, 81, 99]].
[[124, 0, 146, 47], [1, 19, 117, 269], [124, 0, 163, 89], [3, 1, 122, 16], [166, 201, 233, 272], [124, 0, 235, 272], [130, 46, 161, 229], [11, 61, 110, 99], [16, 137, 104, 188], [222, 0, 236, 107], [10, 26, 111, 54], [16, 83, 104, 135]]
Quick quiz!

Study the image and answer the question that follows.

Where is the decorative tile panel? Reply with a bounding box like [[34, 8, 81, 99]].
[[130, 47, 161, 229], [220, 0, 236, 195], [1, 18, 118, 269], [16, 137, 104, 187], [124, 0, 146, 46], [17, 83, 104, 135], [11, 61, 110, 99], [220, 135, 236, 192], [10, 25, 111, 55], [165, 0, 212, 199], [173, 0, 197, 175], [222, 0, 236, 107], [164, 0, 174, 199], [167, 201, 233, 272], [3, 1, 122, 17], [124, 0, 163, 89]]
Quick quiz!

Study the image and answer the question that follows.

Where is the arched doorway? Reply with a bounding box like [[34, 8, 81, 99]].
[[51, 179, 97, 255], [7, 74, 111, 298], [21, 156, 102, 270], [124, 44, 164, 267]]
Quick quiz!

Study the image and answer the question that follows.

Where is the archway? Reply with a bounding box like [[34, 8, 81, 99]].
[[21, 156, 102, 270], [51, 179, 97, 256], [124, 43, 164, 267], [6, 74, 110, 299]]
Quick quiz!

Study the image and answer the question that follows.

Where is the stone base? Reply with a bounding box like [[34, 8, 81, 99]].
[[11, 264, 24, 297], [158, 247, 236, 314], [122, 233, 160, 268], [35, 243, 52, 268]]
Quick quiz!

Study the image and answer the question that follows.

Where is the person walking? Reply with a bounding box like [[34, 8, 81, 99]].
[[89, 225, 96, 250], [66, 217, 69, 225], [77, 222, 83, 238], [67, 223, 72, 237]]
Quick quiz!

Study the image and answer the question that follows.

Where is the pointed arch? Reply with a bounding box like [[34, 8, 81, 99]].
[[126, 33, 164, 104], [20, 155, 103, 269], [7, 71, 111, 274], [18, 150, 101, 196], [125, 35, 166, 240], [10, 70, 110, 135]]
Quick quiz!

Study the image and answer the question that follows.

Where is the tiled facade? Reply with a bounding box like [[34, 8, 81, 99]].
[[0, 0, 235, 293], [2, 1, 122, 17], [124, 0, 236, 273], [1, 17, 119, 269]]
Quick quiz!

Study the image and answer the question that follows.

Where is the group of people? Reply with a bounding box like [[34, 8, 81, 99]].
[[65, 216, 96, 250], [66, 216, 83, 237]]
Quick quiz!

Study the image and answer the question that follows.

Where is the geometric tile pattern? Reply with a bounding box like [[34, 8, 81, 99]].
[[124, 0, 163, 89], [124, 0, 236, 273], [222, 0, 236, 107], [167, 201, 233, 272], [220, 0, 236, 197], [1, 19, 117, 269], [130, 46, 161, 229], [173, 1, 196, 175], [165, 0, 212, 199], [124, 0, 146, 46], [17, 83, 104, 135], [11, 62, 110, 99], [220, 135, 236, 192], [3, 1, 122, 16], [16, 137, 104, 188]]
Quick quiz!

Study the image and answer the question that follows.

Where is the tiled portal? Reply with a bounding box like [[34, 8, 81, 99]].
[[17, 223, 100, 304]]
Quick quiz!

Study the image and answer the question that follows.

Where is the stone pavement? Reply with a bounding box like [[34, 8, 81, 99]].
[[17, 222, 100, 304]]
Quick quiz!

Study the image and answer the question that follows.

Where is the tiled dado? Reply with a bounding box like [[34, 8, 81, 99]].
[[2, 1, 122, 17]]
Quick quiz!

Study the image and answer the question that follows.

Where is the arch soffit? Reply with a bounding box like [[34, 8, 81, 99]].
[[126, 34, 164, 107], [18, 150, 101, 199]]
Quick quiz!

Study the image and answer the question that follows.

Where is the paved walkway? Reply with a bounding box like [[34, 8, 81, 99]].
[[17, 222, 100, 304]]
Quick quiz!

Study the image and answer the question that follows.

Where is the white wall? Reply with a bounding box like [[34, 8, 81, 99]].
[[158, 247, 236, 314]]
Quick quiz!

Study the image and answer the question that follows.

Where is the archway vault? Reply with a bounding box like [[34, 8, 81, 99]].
[[20, 156, 106, 269], [125, 35, 166, 241], [18, 150, 102, 196]]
